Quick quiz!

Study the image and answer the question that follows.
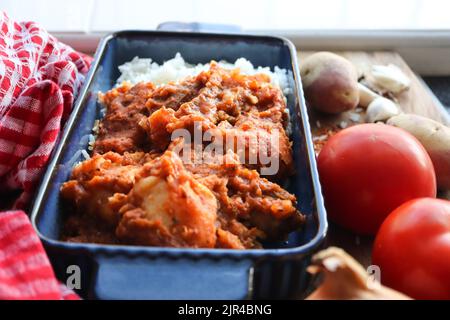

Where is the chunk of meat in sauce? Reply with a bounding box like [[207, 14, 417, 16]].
[[209, 111, 293, 180], [139, 63, 289, 151], [60, 151, 157, 226], [94, 83, 154, 154], [112, 151, 218, 248], [145, 78, 205, 111], [170, 141, 304, 241]]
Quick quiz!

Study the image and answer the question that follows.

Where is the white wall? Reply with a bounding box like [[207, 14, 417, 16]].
[[2, 0, 450, 33]]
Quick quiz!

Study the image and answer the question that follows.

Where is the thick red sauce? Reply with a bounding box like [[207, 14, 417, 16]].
[[61, 63, 305, 249]]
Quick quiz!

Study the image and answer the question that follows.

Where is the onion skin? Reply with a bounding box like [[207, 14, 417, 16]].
[[306, 247, 411, 300]]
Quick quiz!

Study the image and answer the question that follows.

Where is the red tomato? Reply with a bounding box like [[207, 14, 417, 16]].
[[318, 123, 436, 235], [373, 198, 450, 299]]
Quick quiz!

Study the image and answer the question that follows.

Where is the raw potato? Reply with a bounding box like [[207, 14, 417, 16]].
[[387, 114, 450, 190], [306, 247, 411, 300], [301, 52, 359, 114]]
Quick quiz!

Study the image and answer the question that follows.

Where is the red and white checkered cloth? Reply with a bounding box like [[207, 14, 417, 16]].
[[0, 11, 92, 208], [0, 12, 92, 299], [0, 211, 79, 300]]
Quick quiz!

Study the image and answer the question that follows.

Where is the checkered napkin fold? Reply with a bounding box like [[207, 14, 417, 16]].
[[0, 11, 92, 299]]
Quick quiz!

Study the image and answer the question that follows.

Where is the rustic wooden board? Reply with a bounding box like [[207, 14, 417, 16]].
[[297, 51, 449, 268]]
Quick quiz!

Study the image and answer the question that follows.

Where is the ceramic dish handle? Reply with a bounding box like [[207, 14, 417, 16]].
[[91, 255, 254, 300], [157, 21, 242, 33]]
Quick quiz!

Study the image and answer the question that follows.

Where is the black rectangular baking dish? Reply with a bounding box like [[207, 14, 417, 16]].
[[30, 30, 327, 299]]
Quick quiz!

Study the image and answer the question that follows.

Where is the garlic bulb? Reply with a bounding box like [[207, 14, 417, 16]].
[[366, 97, 400, 123], [306, 247, 411, 300], [371, 64, 411, 94]]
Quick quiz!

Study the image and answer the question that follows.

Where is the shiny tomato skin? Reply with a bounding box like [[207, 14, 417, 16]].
[[318, 123, 436, 235], [373, 198, 450, 299]]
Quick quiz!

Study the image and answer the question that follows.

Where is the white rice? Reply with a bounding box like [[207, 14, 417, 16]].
[[116, 53, 291, 95]]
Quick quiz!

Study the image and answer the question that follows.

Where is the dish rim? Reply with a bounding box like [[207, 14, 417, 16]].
[[30, 30, 328, 259]]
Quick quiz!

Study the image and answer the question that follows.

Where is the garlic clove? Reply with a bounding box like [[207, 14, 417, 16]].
[[366, 97, 401, 123], [358, 83, 379, 108], [349, 112, 361, 123], [339, 121, 348, 129], [371, 64, 411, 94]]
